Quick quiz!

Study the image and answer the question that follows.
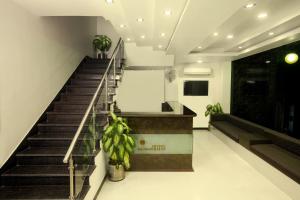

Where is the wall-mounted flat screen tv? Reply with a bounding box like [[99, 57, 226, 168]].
[[184, 81, 208, 96]]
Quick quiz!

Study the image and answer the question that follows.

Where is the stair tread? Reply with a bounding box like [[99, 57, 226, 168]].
[[0, 185, 70, 199], [2, 165, 94, 177], [28, 132, 85, 140], [16, 147, 98, 156]]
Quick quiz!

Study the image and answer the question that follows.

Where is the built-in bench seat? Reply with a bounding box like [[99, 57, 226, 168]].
[[251, 144, 300, 183], [211, 114, 300, 183], [211, 115, 271, 148]]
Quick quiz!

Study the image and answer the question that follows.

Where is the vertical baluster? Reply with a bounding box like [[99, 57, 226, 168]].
[[69, 156, 75, 200], [113, 57, 116, 82], [92, 105, 96, 152], [105, 74, 108, 111]]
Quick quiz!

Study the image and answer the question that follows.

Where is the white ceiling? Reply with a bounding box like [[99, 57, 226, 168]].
[[13, 0, 300, 64]]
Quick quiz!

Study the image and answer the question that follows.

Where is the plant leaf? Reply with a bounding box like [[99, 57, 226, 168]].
[[124, 152, 130, 170], [113, 134, 120, 146], [117, 123, 124, 134], [125, 143, 133, 154], [103, 138, 112, 152]]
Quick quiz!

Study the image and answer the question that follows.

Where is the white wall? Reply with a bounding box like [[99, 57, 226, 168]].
[[97, 17, 120, 58], [117, 70, 165, 112], [168, 62, 231, 128], [0, 1, 97, 167], [125, 43, 174, 67]]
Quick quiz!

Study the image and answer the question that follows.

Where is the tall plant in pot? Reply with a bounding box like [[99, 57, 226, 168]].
[[205, 103, 224, 130], [102, 112, 136, 181], [93, 35, 112, 59]]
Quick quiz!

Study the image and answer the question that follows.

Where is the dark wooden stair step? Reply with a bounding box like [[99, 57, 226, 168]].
[[27, 132, 99, 147], [53, 102, 89, 112], [37, 122, 106, 132], [66, 86, 98, 94], [16, 147, 97, 165], [46, 112, 106, 123], [70, 79, 100, 87], [1, 165, 94, 186], [0, 185, 70, 199], [74, 74, 102, 80]]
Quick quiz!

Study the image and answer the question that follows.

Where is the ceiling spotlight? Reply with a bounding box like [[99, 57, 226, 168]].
[[227, 34, 234, 39], [161, 33, 166, 37], [258, 12, 268, 19], [140, 35, 145, 39], [238, 46, 243, 49], [105, 0, 113, 4], [158, 45, 163, 49], [197, 60, 203, 63], [213, 32, 219, 36], [269, 32, 274, 36], [126, 38, 131, 41], [120, 24, 126, 28], [285, 53, 299, 64], [198, 46, 202, 49], [164, 10, 172, 16], [244, 3, 256, 9], [265, 60, 271, 64], [137, 18, 144, 23]]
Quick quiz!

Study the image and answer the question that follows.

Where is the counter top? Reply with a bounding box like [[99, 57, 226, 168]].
[[119, 101, 197, 117]]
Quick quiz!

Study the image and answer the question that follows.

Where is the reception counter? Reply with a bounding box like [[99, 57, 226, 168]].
[[119, 101, 196, 171]]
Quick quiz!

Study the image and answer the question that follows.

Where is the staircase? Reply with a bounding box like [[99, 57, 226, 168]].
[[0, 57, 123, 200]]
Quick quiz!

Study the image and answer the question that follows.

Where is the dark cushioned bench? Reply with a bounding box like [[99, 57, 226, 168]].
[[251, 144, 300, 183], [211, 114, 300, 183], [211, 115, 271, 149]]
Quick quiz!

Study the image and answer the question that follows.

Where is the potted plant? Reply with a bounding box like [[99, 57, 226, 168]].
[[205, 103, 224, 130], [102, 112, 136, 181], [93, 35, 112, 59]]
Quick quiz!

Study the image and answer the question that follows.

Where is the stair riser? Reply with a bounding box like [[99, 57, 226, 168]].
[[77, 68, 121, 75], [1, 176, 85, 186], [47, 115, 84, 123], [66, 87, 97, 94], [38, 126, 88, 133], [54, 104, 89, 112], [16, 155, 95, 165], [74, 74, 102, 80], [71, 80, 100, 87], [28, 139, 100, 148]]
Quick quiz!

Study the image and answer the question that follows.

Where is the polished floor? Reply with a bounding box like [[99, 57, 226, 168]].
[[96, 130, 292, 200]]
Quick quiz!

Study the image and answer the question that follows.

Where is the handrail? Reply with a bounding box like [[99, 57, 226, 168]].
[[63, 38, 123, 163]]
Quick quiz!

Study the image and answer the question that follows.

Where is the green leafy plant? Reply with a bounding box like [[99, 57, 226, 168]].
[[102, 112, 135, 170], [205, 103, 224, 117], [93, 35, 112, 52]]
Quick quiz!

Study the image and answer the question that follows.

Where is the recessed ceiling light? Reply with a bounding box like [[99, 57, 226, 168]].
[[161, 33, 166, 37], [105, 0, 113, 4], [238, 46, 243, 49], [164, 10, 172, 16], [126, 38, 131, 41], [120, 24, 126, 28], [140, 35, 145, 39], [213, 32, 219, 36], [245, 49, 250, 53], [158, 45, 163, 49], [265, 60, 271, 64], [197, 60, 203, 63], [137, 18, 144, 23], [268, 32, 274, 36], [198, 46, 202, 49], [285, 53, 299, 64], [244, 3, 256, 9], [227, 34, 234, 39], [258, 12, 268, 19]]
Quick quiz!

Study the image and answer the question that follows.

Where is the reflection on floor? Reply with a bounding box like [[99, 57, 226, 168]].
[[96, 130, 291, 200]]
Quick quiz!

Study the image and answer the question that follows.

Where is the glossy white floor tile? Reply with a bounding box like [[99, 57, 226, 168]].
[[96, 131, 292, 200]]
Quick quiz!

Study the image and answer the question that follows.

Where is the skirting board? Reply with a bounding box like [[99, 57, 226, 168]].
[[211, 127, 300, 200]]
